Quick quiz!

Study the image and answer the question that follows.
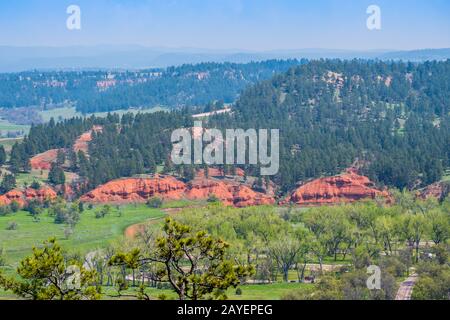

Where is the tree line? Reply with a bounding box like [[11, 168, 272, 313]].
[[0, 60, 303, 114]]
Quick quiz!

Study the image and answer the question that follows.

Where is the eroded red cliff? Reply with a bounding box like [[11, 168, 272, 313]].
[[418, 182, 450, 200], [0, 186, 58, 207], [80, 176, 187, 204], [283, 172, 390, 206], [80, 176, 274, 207]]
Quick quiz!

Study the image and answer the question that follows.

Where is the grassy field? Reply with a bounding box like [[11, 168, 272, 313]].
[[101, 282, 314, 301], [0, 137, 23, 153], [0, 204, 165, 266], [0, 120, 30, 136], [443, 170, 450, 182], [0, 202, 317, 301], [39, 106, 169, 123]]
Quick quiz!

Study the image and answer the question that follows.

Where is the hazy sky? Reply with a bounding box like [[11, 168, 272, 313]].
[[0, 0, 449, 50]]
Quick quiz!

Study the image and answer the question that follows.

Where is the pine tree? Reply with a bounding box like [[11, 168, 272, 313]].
[[48, 163, 66, 186], [0, 174, 16, 194], [0, 145, 6, 166], [56, 149, 66, 166]]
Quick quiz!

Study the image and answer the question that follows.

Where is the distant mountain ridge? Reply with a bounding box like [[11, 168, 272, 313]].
[[0, 46, 449, 72]]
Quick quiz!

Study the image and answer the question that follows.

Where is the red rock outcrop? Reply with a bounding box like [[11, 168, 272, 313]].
[[80, 176, 187, 204], [80, 176, 275, 207], [231, 184, 275, 207], [30, 149, 60, 170], [283, 172, 390, 206], [0, 186, 58, 207], [73, 125, 103, 154], [195, 167, 245, 179], [185, 179, 274, 207], [418, 182, 450, 200]]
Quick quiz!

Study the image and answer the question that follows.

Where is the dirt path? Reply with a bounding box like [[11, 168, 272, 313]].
[[124, 208, 183, 239], [395, 274, 418, 300]]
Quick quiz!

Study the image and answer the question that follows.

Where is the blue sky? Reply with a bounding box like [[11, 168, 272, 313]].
[[0, 0, 449, 50]]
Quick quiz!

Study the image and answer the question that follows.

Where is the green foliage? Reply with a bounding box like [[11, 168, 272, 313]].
[[30, 180, 41, 190], [48, 163, 65, 186], [146, 197, 163, 209], [50, 199, 80, 226], [56, 149, 66, 166], [95, 205, 112, 219], [0, 174, 16, 194], [24, 200, 43, 222], [110, 218, 254, 300], [0, 247, 5, 266], [0, 238, 101, 300], [0, 145, 6, 166], [412, 262, 450, 300], [9, 201, 20, 213], [0, 61, 301, 113]]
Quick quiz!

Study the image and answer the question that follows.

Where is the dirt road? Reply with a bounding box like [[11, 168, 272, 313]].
[[395, 274, 418, 300], [124, 208, 183, 239]]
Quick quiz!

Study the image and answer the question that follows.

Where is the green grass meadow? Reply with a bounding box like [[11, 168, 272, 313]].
[[0, 204, 165, 266]]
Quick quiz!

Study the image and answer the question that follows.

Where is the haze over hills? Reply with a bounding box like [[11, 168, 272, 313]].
[[0, 46, 449, 72]]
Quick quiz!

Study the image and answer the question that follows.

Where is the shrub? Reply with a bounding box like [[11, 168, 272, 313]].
[[64, 227, 74, 240], [6, 221, 18, 230], [146, 197, 163, 208], [235, 288, 242, 296], [9, 201, 20, 213], [95, 205, 112, 219], [0, 206, 10, 216], [30, 181, 41, 190], [0, 248, 5, 266], [207, 194, 220, 203], [95, 211, 105, 219]]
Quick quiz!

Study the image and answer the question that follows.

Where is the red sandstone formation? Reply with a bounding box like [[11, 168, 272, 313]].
[[185, 178, 274, 207], [29, 126, 103, 169], [185, 179, 234, 204], [80, 176, 274, 207], [80, 176, 187, 204], [283, 172, 390, 206], [0, 186, 57, 207], [195, 167, 245, 179], [418, 182, 449, 200], [29, 149, 60, 170], [73, 125, 103, 154], [231, 184, 275, 207]]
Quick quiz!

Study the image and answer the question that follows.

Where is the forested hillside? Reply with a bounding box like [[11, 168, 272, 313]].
[[0, 60, 302, 114], [214, 59, 450, 191], [7, 59, 450, 194]]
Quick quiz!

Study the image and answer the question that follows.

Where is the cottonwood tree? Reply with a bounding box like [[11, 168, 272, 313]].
[[397, 214, 430, 263], [267, 228, 310, 282], [110, 218, 254, 300], [0, 239, 100, 300], [427, 209, 450, 245]]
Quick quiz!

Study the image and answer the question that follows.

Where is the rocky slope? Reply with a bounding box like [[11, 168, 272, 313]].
[[0, 186, 57, 207], [418, 182, 450, 201], [283, 172, 390, 206], [80, 175, 274, 207], [73, 125, 103, 154], [29, 149, 60, 170], [186, 178, 275, 207], [80, 176, 187, 204]]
